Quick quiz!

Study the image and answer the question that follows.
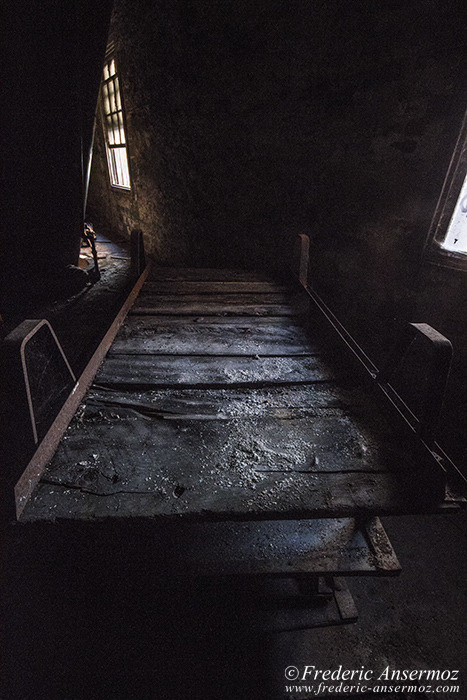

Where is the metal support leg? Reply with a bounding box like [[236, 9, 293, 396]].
[[131, 228, 146, 278]]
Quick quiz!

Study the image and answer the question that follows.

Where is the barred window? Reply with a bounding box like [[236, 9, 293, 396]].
[[101, 58, 131, 189]]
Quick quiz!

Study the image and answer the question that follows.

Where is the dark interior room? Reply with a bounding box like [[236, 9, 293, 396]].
[[1, 1, 466, 699]]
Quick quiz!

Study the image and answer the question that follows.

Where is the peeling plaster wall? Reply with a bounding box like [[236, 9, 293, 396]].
[[87, 0, 465, 459]]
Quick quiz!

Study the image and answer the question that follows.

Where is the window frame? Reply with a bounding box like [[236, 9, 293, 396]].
[[100, 55, 132, 191], [423, 111, 467, 271]]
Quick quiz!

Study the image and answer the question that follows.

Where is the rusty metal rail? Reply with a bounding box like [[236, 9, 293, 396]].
[[293, 234, 466, 495], [3, 233, 150, 521]]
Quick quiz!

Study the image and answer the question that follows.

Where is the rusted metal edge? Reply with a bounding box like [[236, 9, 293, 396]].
[[6, 319, 77, 446], [15, 264, 150, 520], [292, 234, 466, 495], [306, 281, 464, 492]]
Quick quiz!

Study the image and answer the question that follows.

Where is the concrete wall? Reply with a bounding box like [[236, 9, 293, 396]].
[[87, 0, 466, 460]]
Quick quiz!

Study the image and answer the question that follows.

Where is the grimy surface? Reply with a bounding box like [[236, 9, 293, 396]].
[[22, 267, 444, 522]]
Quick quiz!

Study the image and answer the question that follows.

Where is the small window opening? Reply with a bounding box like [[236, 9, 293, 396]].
[[425, 111, 467, 267], [440, 172, 467, 254], [101, 58, 131, 189]]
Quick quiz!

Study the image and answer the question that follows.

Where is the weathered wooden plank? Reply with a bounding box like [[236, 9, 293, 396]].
[[131, 303, 303, 317], [143, 280, 290, 294], [20, 370, 441, 523], [136, 292, 293, 304], [22, 468, 428, 522], [126, 314, 310, 325], [109, 319, 317, 356], [147, 267, 274, 282], [132, 292, 308, 316], [17, 260, 449, 527], [13, 516, 399, 576], [95, 354, 334, 388], [82, 386, 399, 461], [86, 384, 368, 419], [169, 517, 398, 576], [42, 402, 398, 477]]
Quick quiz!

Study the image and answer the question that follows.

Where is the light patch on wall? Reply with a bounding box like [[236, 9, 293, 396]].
[[441, 172, 467, 253]]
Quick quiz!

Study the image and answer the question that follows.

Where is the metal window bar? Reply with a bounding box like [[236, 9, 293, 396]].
[[102, 60, 130, 189]]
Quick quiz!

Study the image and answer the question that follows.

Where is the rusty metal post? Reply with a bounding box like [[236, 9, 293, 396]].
[[377, 322, 453, 446], [293, 234, 310, 287], [131, 228, 146, 278]]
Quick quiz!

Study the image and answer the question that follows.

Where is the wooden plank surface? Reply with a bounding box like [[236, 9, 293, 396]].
[[95, 354, 333, 388], [135, 292, 295, 305], [34, 396, 399, 477], [125, 314, 312, 325], [132, 294, 308, 316], [148, 267, 274, 282], [131, 303, 303, 317], [142, 280, 290, 294], [109, 318, 317, 356], [12, 516, 400, 576], [85, 384, 365, 417], [21, 266, 438, 524], [20, 375, 436, 523], [23, 469, 426, 522]]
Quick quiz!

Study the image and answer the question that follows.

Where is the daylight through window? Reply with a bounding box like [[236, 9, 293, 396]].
[[440, 172, 467, 254], [102, 58, 131, 189]]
